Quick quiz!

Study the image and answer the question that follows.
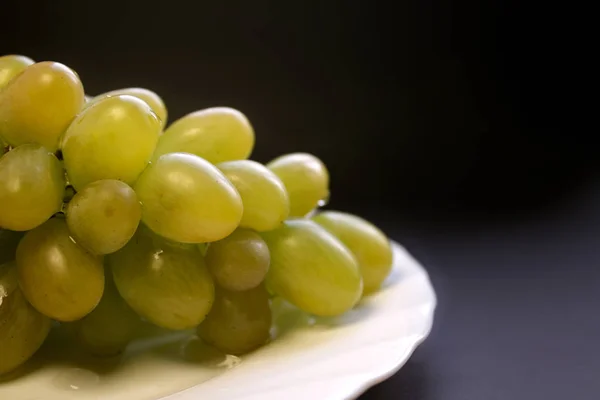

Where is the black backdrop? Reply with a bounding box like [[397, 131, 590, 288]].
[[2, 1, 597, 399]]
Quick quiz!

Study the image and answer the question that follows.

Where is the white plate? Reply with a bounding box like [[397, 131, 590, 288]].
[[0, 242, 436, 400]]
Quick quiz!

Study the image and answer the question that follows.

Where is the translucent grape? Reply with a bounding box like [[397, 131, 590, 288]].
[[70, 268, 141, 356], [312, 211, 393, 295], [0, 262, 51, 375], [16, 218, 105, 321], [109, 226, 215, 330], [153, 107, 254, 164], [66, 180, 142, 255], [0, 61, 84, 151], [88, 87, 168, 127], [0, 229, 24, 265], [266, 153, 330, 217], [134, 153, 243, 243], [261, 219, 362, 316], [198, 284, 271, 355], [0, 144, 65, 231], [205, 228, 270, 291], [217, 160, 290, 232], [61, 94, 161, 190], [0, 54, 34, 89]]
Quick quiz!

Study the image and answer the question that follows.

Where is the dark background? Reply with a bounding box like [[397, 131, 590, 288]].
[[2, 1, 598, 399]]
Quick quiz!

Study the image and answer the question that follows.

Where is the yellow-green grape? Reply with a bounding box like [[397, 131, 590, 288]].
[[0, 262, 51, 376], [0, 144, 65, 231], [88, 88, 168, 127], [16, 218, 105, 321], [134, 153, 243, 243], [66, 180, 142, 255], [217, 160, 290, 232], [198, 284, 271, 355], [261, 219, 362, 316], [84, 95, 93, 102], [70, 269, 141, 356], [109, 227, 215, 330], [153, 107, 254, 164], [266, 153, 329, 217], [61, 94, 161, 190], [0, 61, 84, 151], [0, 54, 34, 90], [312, 211, 393, 295], [0, 229, 24, 264], [205, 228, 270, 291]]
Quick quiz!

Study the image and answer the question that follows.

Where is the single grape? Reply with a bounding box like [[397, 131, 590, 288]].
[[87, 87, 168, 127], [205, 228, 270, 291], [134, 153, 243, 243], [70, 267, 141, 356], [0, 144, 65, 231], [66, 180, 142, 255], [0, 54, 34, 89], [261, 219, 362, 316], [312, 211, 393, 295], [0, 229, 24, 264], [198, 284, 271, 355], [153, 107, 254, 164], [61, 94, 161, 190], [0, 61, 85, 151], [109, 226, 215, 330], [1, 262, 51, 375], [16, 218, 105, 321], [266, 153, 329, 217], [217, 160, 290, 232]]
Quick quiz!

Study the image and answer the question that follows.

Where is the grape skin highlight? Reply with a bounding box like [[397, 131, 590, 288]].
[[88, 87, 168, 127]]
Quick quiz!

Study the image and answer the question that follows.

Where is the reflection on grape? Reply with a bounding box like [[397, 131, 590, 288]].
[[0, 144, 65, 231], [0, 54, 34, 89], [217, 160, 290, 232], [109, 227, 215, 330], [205, 228, 270, 291], [153, 107, 254, 164], [61, 94, 161, 190], [88, 87, 168, 127], [134, 153, 243, 243], [266, 153, 329, 217], [16, 218, 105, 321], [66, 180, 142, 255], [0, 61, 84, 151], [0, 262, 51, 375], [0, 229, 24, 265], [261, 219, 363, 316], [198, 284, 271, 355], [313, 211, 393, 294], [71, 268, 141, 356]]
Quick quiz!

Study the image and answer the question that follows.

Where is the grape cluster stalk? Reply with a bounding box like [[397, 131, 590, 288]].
[[0, 54, 394, 376]]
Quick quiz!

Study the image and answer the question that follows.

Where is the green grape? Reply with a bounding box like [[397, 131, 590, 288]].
[[205, 228, 270, 291], [1, 262, 51, 375], [61, 94, 161, 190], [84, 95, 93, 102], [153, 107, 254, 164], [261, 219, 362, 316], [88, 87, 168, 127], [134, 153, 243, 243], [266, 153, 330, 217], [312, 211, 393, 295], [0, 229, 24, 264], [0, 144, 65, 231], [198, 284, 271, 355], [109, 226, 215, 330], [0, 54, 34, 90], [66, 180, 142, 255], [16, 218, 105, 321], [0, 61, 85, 151], [217, 160, 290, 232], [70, 268, 141, 356]]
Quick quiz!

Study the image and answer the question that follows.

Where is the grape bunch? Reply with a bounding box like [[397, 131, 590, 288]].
[[0, 54, 394, 376]]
